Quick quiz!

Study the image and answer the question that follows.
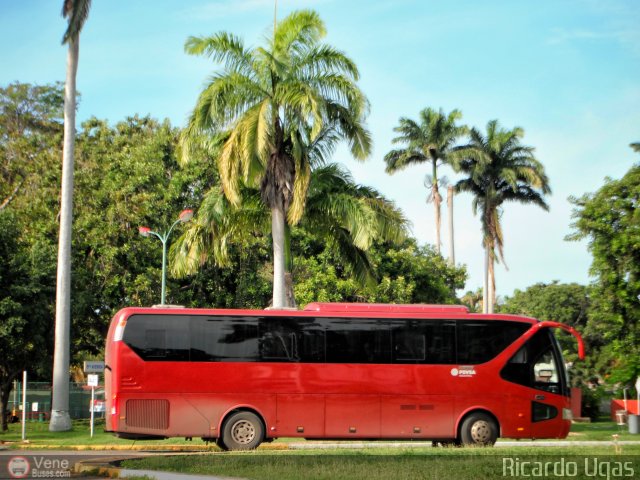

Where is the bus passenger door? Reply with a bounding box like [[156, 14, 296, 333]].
[[500, 326, 581, 439]]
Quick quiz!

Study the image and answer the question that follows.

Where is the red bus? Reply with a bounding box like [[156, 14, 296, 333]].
[[104, 303, 584, 450]]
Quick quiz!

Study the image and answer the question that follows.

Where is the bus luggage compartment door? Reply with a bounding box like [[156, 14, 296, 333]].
[[325, 395, 381, 437], [381, 395, 454, 438], [276, 394, 325, 437]]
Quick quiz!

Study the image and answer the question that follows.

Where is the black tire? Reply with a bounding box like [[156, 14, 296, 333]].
[[221, 411, 264, 451], [459, 412, 498, 446], [215, 437, 227, 451]]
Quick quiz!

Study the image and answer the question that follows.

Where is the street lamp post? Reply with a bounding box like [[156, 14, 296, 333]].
[[139, 209, 193, 305]]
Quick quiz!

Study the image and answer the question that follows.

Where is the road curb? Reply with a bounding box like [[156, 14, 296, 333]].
[[74, 459, 123, 478], [6, 443, 291, 452]]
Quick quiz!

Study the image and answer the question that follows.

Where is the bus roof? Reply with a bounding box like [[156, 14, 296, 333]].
[[111, 304, 538, 325], [303, 302, 470, 314]]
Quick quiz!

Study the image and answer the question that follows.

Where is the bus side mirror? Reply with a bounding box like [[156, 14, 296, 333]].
[[538, 369, 553, 380]]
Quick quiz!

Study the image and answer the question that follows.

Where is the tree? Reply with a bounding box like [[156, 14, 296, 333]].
[[500, 282, 589, 326], [499, 281, 592, 388], [50, 0, 92, 432], [460, 288, 483, 313], [0, 212, 54, 431], [0, 83, 64, 211], [293, 237, 466, 306], [384, 108, 466, 255], [0, 82, 63, 430], [568, 162, 640, 387], [181, 10, 371, 308], [172, 163, 409, 306], [452, 120, 550, 313]]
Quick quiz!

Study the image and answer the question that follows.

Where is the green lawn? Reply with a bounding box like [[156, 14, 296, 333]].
[[120, 447, 640, 480], [0, 418, 638, 448], [0, 419, 214, 449], [3, 419, 639, 479]]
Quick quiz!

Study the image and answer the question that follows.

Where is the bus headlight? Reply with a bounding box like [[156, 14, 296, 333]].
[[562, 408, 573, 420]]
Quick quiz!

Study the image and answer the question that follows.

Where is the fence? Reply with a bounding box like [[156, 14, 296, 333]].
[[6, 381, 105, 422]]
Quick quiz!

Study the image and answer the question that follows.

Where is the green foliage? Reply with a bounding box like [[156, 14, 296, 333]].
[[384, 107, 467, 181], [182, 9, 371, 220], [499, 282, 593, 388], [0, 83, 64, 430], [293, 235, 466, 307], [384, 107, 467, 254], [0, 82, 64, 216], [61, 0, 92, 44], [0, 212, 54, 430], [500, 282, 589, 326], [183, 10, 373, 306], [453, 120, 551, 261], [173, 163, 410, 305], [568, 164, 640, 387]]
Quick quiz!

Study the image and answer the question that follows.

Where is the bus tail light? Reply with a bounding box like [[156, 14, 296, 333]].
[[113, 317, 127, 341], [562, 408, 573, 420]]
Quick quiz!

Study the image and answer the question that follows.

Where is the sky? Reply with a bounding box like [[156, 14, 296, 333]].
[[1, 0, 639, 298]]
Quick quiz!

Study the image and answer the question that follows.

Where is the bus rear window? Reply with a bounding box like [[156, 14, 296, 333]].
[[123, 315, 190, 361]]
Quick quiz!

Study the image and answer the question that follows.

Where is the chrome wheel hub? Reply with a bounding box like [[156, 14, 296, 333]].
[[231, 420, 256, 444], [470, 420, 492, 444]]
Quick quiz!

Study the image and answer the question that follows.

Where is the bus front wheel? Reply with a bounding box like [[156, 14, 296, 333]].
[[459, 412, 498, 446], [220, 411, 264, 451]]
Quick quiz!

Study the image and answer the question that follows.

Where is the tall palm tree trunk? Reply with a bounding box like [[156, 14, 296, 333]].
[[487, 246, 495, 314], [482, 243, 489, 314], [447, 185, 454, 266], [433, 186, 442, 255], [271, 206, 287, 309], [284, 223, 297, 308], [50, 35, 78, 432], [431, 159, 441, 254]]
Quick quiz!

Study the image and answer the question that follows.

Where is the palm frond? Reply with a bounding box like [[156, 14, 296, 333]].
[[61, 0, 92, 43], [273, 10, 326, 58], [184, 32, 255, 78]]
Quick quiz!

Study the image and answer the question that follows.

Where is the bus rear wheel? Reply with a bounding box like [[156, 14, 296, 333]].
[[459, 412, 498, 446], [220, 411, 264, 451]]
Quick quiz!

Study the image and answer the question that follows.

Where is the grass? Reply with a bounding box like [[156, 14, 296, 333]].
[[1, 418, 638, 448], [2, 419, 639, 479], [0, 419, 212, 449], [120, 447, 640, 480]]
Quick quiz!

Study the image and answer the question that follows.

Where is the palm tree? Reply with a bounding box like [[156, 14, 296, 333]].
[[460, 289, 483, 313], [384, 108, 467, 255], [181, 10, 370, 308], [171, 163, 408, 307], [631, 141, 640, 153], [451, 120, 550, 313], [50, 0, 91, 433]]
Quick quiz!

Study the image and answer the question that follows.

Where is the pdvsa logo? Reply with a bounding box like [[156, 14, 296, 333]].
[[7, 456, 30, 479], [451, 366, 476, 377]]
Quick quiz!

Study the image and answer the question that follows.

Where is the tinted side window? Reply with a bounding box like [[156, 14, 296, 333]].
[[191, 316, 259, 362], [324, 318, 391, 363], [457, 321, 530, 364], [259, 317, 325, 362], [391, 320, 455, 364], [123, 315, 190, 361]]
